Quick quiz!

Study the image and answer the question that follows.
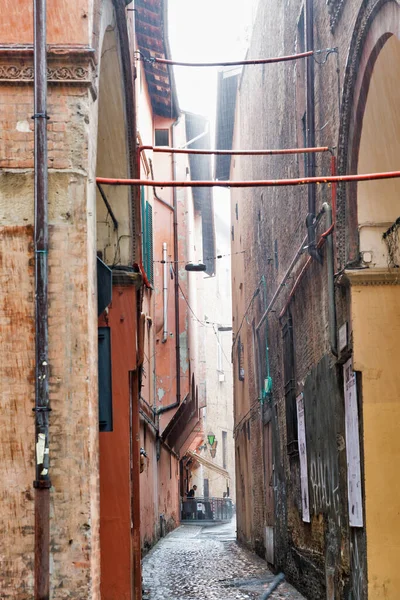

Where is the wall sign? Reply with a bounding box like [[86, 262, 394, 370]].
[[296, 393, 310, 523], [343, 358, 363, 527]]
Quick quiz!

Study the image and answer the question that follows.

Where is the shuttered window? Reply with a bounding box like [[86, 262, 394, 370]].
[[98, 327, 113, 432], [282, 313, 298, 455], [141, 187, 154, 285]]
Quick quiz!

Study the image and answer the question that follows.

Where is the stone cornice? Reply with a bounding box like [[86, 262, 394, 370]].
[[0, 44, 96, 86], [344, 268, 400, 286]]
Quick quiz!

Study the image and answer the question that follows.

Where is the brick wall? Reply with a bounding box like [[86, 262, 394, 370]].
[[230, 0, 372, 598], [0, 73, 100, 597]]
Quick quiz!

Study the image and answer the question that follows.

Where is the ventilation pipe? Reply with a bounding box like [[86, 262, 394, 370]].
[[33, 0, 51, 597], [162, 242, 168, 343]]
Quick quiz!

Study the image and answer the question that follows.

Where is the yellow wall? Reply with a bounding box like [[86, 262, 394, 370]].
[[350, 274, 400, 598], [357, 35, 400, 268]]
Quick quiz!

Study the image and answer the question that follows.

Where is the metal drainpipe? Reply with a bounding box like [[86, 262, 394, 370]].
[[157, 121, 182, 416], [162, 242, 168, 343], [305, 0, 321, 263], [323, 202, 338, 356], [172, 119, 182, 411], [33, 0, 51, 597]]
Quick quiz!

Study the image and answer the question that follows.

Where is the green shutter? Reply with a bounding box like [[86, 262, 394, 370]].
[[141, 188, 153, 285], [145, 202, 153, 284]]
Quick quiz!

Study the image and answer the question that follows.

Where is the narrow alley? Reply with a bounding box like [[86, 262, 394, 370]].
[[2, 0, 400, 598], [142, 521, 305, 600]]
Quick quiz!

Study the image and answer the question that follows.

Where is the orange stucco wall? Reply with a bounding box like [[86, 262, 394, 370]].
[[1, 0, 90, 45], [99, 285, 137, 600]]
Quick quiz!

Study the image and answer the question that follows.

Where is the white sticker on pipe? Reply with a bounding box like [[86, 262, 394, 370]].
[[36, 433, 46, 465], [41, 468, 48, 476]]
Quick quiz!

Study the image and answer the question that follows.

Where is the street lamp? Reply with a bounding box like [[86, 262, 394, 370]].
[[185, 262, 206, 272]]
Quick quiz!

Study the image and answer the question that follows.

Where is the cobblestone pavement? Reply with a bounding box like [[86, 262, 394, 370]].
[[142, 520, 306, 600]]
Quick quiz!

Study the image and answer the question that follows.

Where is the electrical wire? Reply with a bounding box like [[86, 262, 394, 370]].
[[176, 278, 206, 328], [153, 250, 245, 265], [232, 285, 261, 349], [212, 323, 232, 366]]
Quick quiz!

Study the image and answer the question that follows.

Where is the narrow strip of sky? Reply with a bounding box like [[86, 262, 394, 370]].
[[168, 0, 259, 119]]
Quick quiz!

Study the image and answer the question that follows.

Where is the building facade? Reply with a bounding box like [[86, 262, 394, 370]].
[[220, 1, 400, 598], [0, 0, 218, 598]]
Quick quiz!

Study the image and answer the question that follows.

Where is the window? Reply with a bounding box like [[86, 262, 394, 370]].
[[217, 330, 223, 373], [155, 129, 169, 147], [141, 187, 154, 285], [204, 478, 209, 499], [98, 327, 113, 432], [238, 336, 245, 381], [282, 313, 298, 455], [222, 431, 227, 469]]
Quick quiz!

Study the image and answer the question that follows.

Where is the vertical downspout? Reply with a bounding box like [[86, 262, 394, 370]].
[[33, 0, 51, 598], [323, 200, 338, 357], [305, 0, 321, 263], [162, 242, 168, 343], [172, 120, 181, 409]]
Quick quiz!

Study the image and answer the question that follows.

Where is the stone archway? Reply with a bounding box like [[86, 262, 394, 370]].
[[337, 0, 400, 266], [338, 3, 400, 598]]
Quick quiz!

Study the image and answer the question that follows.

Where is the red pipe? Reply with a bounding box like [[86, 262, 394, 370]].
[[139, 145, 330, 156], [150, 50, 314, 67], [96, 170, 400, 188]]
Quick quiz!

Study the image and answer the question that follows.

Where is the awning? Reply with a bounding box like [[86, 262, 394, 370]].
[[186, 450, 230, 480]]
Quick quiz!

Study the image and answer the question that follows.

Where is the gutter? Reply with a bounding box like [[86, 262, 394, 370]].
[[305, 0, 321, 263], [33, 0, 51, 597]]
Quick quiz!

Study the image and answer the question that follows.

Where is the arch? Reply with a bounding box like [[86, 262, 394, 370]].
[[94, 0, 138, 265], [96, 22, 131, 265], [337, 0, 400, 265]]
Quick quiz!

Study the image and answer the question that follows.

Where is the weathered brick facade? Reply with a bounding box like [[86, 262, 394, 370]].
[[228, 1, 400, 598]]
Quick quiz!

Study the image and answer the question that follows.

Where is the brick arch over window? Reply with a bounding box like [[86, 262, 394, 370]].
[[336, 0, 400, 267]]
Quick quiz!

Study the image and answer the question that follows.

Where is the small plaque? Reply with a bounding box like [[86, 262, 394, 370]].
[[338, 322, 348, 353]]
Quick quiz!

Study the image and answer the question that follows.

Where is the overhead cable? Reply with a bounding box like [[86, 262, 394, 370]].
[[153, 250, 245, 265]]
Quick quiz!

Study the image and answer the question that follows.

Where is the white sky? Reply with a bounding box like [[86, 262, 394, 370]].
[[168, 0, 259, 223], [168, 0, 259, 120]]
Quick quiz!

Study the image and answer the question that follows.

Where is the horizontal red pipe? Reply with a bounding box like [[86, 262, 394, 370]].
[[139, 145, 330, 156], [151, 50, 314, 67], [96, 170, 400, 188]]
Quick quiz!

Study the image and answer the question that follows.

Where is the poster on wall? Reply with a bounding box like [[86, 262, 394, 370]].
[[343, 357, 364, 527], [296, 393, 310, 523]]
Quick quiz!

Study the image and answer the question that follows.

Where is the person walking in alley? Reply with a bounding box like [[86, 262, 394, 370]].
[[187, 485, 197, 498], [185, 485, 197, 519]]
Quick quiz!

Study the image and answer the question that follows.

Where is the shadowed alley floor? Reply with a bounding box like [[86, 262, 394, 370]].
[[142, 520, 305, 599]]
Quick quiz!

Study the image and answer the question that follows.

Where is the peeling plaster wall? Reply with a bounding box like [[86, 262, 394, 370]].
[[228, 0, 382, 598]]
